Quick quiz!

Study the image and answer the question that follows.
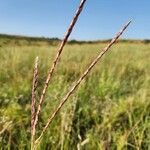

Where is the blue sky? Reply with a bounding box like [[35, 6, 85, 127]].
[[0, 0, 149, 40]]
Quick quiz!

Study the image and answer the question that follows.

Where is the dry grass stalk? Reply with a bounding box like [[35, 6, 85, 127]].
[[31, 56, 39, 149], [35, 21, 131, 145], [33, 0, 87, 135]]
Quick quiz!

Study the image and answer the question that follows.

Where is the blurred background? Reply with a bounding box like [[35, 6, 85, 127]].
[[0, 0, 150, 149]]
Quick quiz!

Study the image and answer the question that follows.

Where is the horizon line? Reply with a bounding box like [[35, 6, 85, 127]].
[[0, 33, 150, 42]]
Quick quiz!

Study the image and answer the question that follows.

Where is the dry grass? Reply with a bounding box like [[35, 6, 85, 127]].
[[29, 0, 131, 148], [32, 0, 87, 149], [31, 57, 39, 149], [1, 1, 150, 149], [34, 21, 131, 147], [32, 1, 87, 144]]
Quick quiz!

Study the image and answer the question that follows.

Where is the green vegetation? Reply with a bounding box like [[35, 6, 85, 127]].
[[0, 36, 150, 149]]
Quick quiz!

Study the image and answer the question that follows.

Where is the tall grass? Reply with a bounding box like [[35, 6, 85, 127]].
[[0, 41, 150, 149], [32, 1, 87, 147], [34, 21, 131, 147]]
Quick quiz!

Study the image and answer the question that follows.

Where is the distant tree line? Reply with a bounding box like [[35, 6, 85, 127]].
[[0, 34, 150, 45]]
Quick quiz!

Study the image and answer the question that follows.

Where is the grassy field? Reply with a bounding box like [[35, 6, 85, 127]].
[[0, 37, 150, 149]]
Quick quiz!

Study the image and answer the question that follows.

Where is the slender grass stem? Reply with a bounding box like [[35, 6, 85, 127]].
[[35, 21, 131, 145], [32, 0, 87, 138], [31, 57, 39, 150]]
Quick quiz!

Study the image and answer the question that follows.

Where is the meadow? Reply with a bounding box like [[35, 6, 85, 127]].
[[0, 36, 150, 149]]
